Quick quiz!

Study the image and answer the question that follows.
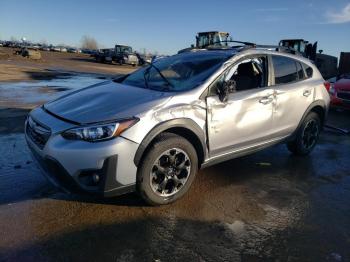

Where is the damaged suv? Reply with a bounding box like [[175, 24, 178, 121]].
[[25, 45, 330, 205]]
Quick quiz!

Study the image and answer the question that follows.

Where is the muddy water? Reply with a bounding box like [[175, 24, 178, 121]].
[[0, 113, 350, 261], [0, 74, 106, 108]]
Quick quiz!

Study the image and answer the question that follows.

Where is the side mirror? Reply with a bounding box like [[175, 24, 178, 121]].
[[217, 80, 236, 102]]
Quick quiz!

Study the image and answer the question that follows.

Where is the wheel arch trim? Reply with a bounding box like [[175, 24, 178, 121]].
[[133, 118, 206, 167], [289, 99, 327, 141]]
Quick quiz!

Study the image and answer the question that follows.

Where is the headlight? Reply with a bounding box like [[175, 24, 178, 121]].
[[61, 118, 138, 142]]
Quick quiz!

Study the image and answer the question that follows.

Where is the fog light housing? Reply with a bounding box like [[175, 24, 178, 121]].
[[92, 174, 100, 184], [78, 170, 103, 188]]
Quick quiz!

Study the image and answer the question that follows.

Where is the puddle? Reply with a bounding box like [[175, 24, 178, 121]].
[[0, 134, 54, 204], [0, 74, 106, 107]]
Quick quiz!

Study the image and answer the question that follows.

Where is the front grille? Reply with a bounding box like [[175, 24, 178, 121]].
[[337, 92, 350, 101], [26, 117, 51, 149]]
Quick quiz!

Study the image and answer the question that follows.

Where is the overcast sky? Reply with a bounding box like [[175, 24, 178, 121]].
[[1, 0, 349, 57]]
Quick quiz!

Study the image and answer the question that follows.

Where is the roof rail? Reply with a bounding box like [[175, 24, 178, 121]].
[[253, 45, 302, 55], [194, 40, 303, 56], [202, 40, 256, 48]]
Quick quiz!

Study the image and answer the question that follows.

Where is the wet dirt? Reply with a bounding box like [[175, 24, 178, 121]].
[[0, 76, 350, 261], [0, 74, 106, 109], [0, 47, 137, 82]]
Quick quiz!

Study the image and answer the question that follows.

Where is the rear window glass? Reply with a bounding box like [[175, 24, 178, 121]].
[[272, 56, 298, 84]]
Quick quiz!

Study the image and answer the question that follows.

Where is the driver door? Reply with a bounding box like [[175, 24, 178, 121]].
[[206, 56, 275, 157]]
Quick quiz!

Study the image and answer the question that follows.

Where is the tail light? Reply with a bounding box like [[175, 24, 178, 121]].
[[324, 81, 331, 91]]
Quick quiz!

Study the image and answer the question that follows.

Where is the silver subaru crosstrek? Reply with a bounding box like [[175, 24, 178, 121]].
[[25, 46, 330, 205]]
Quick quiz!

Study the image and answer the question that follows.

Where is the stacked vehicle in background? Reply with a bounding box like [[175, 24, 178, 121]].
[[278, 39, 338, 80], [178, 31, 231, 53]]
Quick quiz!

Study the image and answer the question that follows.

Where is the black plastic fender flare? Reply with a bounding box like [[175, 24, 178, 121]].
[[288, 99, 327, 141]]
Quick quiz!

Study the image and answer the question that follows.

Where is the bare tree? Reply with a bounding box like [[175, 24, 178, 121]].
[[80, 35, 98, 50], [10, 36, 18, 42]]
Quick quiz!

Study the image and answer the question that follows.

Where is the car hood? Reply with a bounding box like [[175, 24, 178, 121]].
[[335, 79, 350, 91], [44, 81, 172, 124]]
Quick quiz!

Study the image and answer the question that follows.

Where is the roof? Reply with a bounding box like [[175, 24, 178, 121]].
[[115, 44, 131, 48], [177, 48, 238, 59], [177, 45, 316, 66], [280, 39, 308, 43], [197, 31, 229, 35]]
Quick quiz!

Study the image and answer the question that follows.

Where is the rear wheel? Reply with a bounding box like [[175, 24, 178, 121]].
[[287, 112, 321, 155], [137, 133, 198, 205]]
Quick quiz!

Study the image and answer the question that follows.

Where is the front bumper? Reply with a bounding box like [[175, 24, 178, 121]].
[[25, 109, 139, 197]]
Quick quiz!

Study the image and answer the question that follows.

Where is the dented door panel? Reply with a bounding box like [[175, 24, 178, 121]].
[[272, 80, 315, 137], [206, 88, 275, 157]]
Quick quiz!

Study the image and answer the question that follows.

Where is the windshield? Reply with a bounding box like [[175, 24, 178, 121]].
[[116, 46, 132, 53], [122, 47, 132, 53], [197, 33, 229, 48], [122, 52, 231, 92]]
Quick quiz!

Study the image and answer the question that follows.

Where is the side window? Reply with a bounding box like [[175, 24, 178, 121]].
[[303, 63, 313, 78], [209, 56, 267, 95], [296, 62, 305, 80], [272, 56, 298, 84]]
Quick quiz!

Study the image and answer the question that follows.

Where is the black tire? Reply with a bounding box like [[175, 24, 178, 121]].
[[137, 133, 198, 205], [287, 112, 321, 155]]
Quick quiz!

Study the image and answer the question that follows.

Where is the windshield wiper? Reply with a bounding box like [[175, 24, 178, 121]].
[[143, 62, 174, 89], [143, 66, 150, 89]]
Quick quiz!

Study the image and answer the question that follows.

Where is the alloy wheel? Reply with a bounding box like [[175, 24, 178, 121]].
[[301, 119, 319, 150], [150, 148, 191, 197]]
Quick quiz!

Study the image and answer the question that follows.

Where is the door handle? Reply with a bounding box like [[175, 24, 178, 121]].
[[303, 90, 311, 97], [259, 96, 273, 105]]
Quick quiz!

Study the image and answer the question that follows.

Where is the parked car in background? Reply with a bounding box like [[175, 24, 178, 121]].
[[67, 47, 78, 53], [3, 41, 21, 48], [82, 49, 94, 54], [328, 74, 350, 110], [50, 46, 61, 52], [94, 48, 114, 63], [40, 46, 50, 51], [25, 45, 330, 205]]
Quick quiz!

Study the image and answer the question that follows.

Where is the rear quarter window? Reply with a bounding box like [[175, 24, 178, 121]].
[[272, 56, 298, 84], [303, 63, 313, 78], [296, 62, 305, 80]]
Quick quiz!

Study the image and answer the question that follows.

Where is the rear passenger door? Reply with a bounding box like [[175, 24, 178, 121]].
[[270, 55, 314, 137]]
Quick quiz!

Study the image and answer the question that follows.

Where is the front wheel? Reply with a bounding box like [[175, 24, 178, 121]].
[[137, 133, 198, 205], [287, 112, 321, 155]]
